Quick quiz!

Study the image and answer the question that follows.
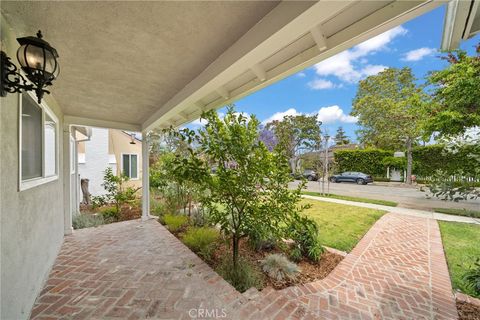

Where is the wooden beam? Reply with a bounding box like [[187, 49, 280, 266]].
[[251, 64, 267, 81], [310, 25, 327, 52], [216, 86, 230, 100], [64, 115, 141, 131]]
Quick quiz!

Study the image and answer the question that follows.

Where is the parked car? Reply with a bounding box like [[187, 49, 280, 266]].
[[329, 172, 373, 185], [295, 169, 318, 181]]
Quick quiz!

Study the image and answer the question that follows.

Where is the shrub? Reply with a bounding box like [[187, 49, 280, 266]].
[[163, 214, 188, 232], [100, 207, 120, 223], [182, 227, 219, 259], [288, 215, 323, 262], [464, 258, 480, 295], [289, 247, 303, 263], [261, 254, 299, 282], [72, 213, 104, 229], [216, 257, 263, 293], [91, 195, 108, 209]]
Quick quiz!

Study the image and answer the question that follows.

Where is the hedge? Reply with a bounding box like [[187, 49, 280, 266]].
[[333, 148, 391, 176], [333, 145, 479, 178]]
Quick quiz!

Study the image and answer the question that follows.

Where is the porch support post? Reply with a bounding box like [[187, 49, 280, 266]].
[[62, 124, 73, 235], [141, 132, 150, 221]]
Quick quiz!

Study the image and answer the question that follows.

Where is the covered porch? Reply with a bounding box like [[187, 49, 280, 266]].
[[1, 1, 479, 319]]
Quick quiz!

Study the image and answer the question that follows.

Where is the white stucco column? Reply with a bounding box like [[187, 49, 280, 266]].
[[141, 132, 150, 221], [62, 124, 73, 235]]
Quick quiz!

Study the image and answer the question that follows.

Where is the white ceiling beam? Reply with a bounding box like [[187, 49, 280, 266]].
[[143, 0, 444, 131], [310, 25, 328, 52], [251, 64, 267, 81], [64, 115, 141, 131], [216, 86, 230, 100]]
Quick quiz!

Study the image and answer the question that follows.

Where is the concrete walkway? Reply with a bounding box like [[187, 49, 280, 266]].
[[302, 194, 480, 224], [30, 215, 459, 319]]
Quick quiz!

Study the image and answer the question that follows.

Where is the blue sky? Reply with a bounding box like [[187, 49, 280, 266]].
[[188, 5, 479, 142]]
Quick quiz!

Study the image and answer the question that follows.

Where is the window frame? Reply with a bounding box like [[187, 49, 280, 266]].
[[18, 91, 59, 191], [121, 153, 139, 180]]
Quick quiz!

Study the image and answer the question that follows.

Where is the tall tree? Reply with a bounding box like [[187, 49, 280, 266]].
[[352, 67, 427, 184], [425, 43, 480, 137], [334, 126, 350, 145], [423, 43, 480, 201], [266, 114, 322, 173]]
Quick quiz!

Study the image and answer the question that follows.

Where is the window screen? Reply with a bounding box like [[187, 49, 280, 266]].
[[21, 94, 42, 180]]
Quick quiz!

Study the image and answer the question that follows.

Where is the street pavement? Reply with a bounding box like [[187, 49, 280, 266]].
[[290, 180, 480, 212]]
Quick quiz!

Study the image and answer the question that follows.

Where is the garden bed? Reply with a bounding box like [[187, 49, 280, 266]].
[[168, 225, 343, 292]]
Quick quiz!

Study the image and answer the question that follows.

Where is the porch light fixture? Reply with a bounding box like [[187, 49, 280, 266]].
[[130, 133, 136, 145], [1, 30, 59, 103]]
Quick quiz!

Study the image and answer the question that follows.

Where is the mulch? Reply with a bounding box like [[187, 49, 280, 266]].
[[189, 235, 343, 291], [457, 300, 480, 320]]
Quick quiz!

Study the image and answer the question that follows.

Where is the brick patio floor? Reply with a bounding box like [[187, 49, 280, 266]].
[[30, 214, 458, 320]]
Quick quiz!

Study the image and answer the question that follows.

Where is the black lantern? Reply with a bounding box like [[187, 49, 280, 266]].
[[1, 30, 59, 103]]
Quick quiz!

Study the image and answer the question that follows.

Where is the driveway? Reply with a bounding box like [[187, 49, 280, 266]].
[[290, 180, 480, 211]]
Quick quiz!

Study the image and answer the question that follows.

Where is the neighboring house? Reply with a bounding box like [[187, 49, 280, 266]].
[[78, 128, 142, 197]]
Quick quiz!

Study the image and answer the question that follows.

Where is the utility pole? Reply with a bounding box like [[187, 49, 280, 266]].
[[323, 133, 330, 196]]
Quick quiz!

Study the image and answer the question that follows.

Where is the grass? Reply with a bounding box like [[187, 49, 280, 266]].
[[301, 191, 398, 207], [439, 221, 480, 298], [301, 199, 385, 252], [434, 208, 480, 219]]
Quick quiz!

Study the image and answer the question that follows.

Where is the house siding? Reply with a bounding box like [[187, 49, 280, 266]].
[[0, 16, 66, 320]]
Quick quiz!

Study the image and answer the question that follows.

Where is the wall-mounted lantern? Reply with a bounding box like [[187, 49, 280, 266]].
[[1, 30, 59, 103], [130, 133, 137, 145]]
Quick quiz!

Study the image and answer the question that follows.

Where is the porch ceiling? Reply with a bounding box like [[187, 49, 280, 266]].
[[1, 1, 445, 132], [0, 1, 280, 125]]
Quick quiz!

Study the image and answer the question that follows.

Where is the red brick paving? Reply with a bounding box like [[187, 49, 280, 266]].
[[30, 214, 458, 319], [236, 214, 458, 319]]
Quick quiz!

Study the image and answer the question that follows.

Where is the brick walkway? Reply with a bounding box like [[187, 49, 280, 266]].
[[29, 219, 245, 320], [236, 214, 458, 319], [30, 214, 458, 319]]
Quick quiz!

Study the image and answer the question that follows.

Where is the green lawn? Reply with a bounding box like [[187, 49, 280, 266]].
[[434, 208, 480, 219], [439, 221, 480, 298], [302, 191, 398, 207], [301, 198, 385, 252]]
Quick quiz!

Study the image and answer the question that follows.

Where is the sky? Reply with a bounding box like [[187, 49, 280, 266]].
[[186, 5, 479, 143]]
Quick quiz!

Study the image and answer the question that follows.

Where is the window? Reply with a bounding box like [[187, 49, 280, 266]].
[[122, 154, 138, 179], [19, 92, 59, 190]]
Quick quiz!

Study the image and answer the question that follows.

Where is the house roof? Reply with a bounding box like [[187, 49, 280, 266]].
[[1, 1, 447, 132]]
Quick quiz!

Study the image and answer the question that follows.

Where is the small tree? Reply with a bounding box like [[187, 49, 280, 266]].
[[172, 107, 311, 268], [334, 126, 350, 145], [102, 167, 140, 213], [266, 114, 322, 173]]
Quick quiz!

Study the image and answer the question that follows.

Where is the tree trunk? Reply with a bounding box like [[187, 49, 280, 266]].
[[289, 157, 297, 174], [232, 235, 239, 269], [80, 178, 91, 205], [406, 138, 413, 185]]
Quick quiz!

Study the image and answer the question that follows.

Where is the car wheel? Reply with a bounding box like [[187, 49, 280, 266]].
[[307, 175, 313, 181], [330, 177, 337, 183], [356, 178, 365, 185]]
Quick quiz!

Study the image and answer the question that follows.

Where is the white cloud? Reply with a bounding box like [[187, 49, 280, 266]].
[[307, 78, 338, 90], [361, 64, 388, 77], [261, 108, 300, 124], [296, 72, 306, 78], [402, 47, 436, 61], [317, 105, 358, 124], [313, 26, 407, 83], [262, 106, 357, 125]]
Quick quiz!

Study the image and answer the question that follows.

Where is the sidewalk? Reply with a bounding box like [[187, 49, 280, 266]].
[[302, 194, 480, 224]]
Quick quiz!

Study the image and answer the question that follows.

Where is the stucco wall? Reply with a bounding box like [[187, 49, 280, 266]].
[[110, 130, 142, 190], [0, 16, 66, 319]]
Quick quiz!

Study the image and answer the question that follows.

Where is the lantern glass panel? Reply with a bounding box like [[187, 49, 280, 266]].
[[25, 45, 45, 70]]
